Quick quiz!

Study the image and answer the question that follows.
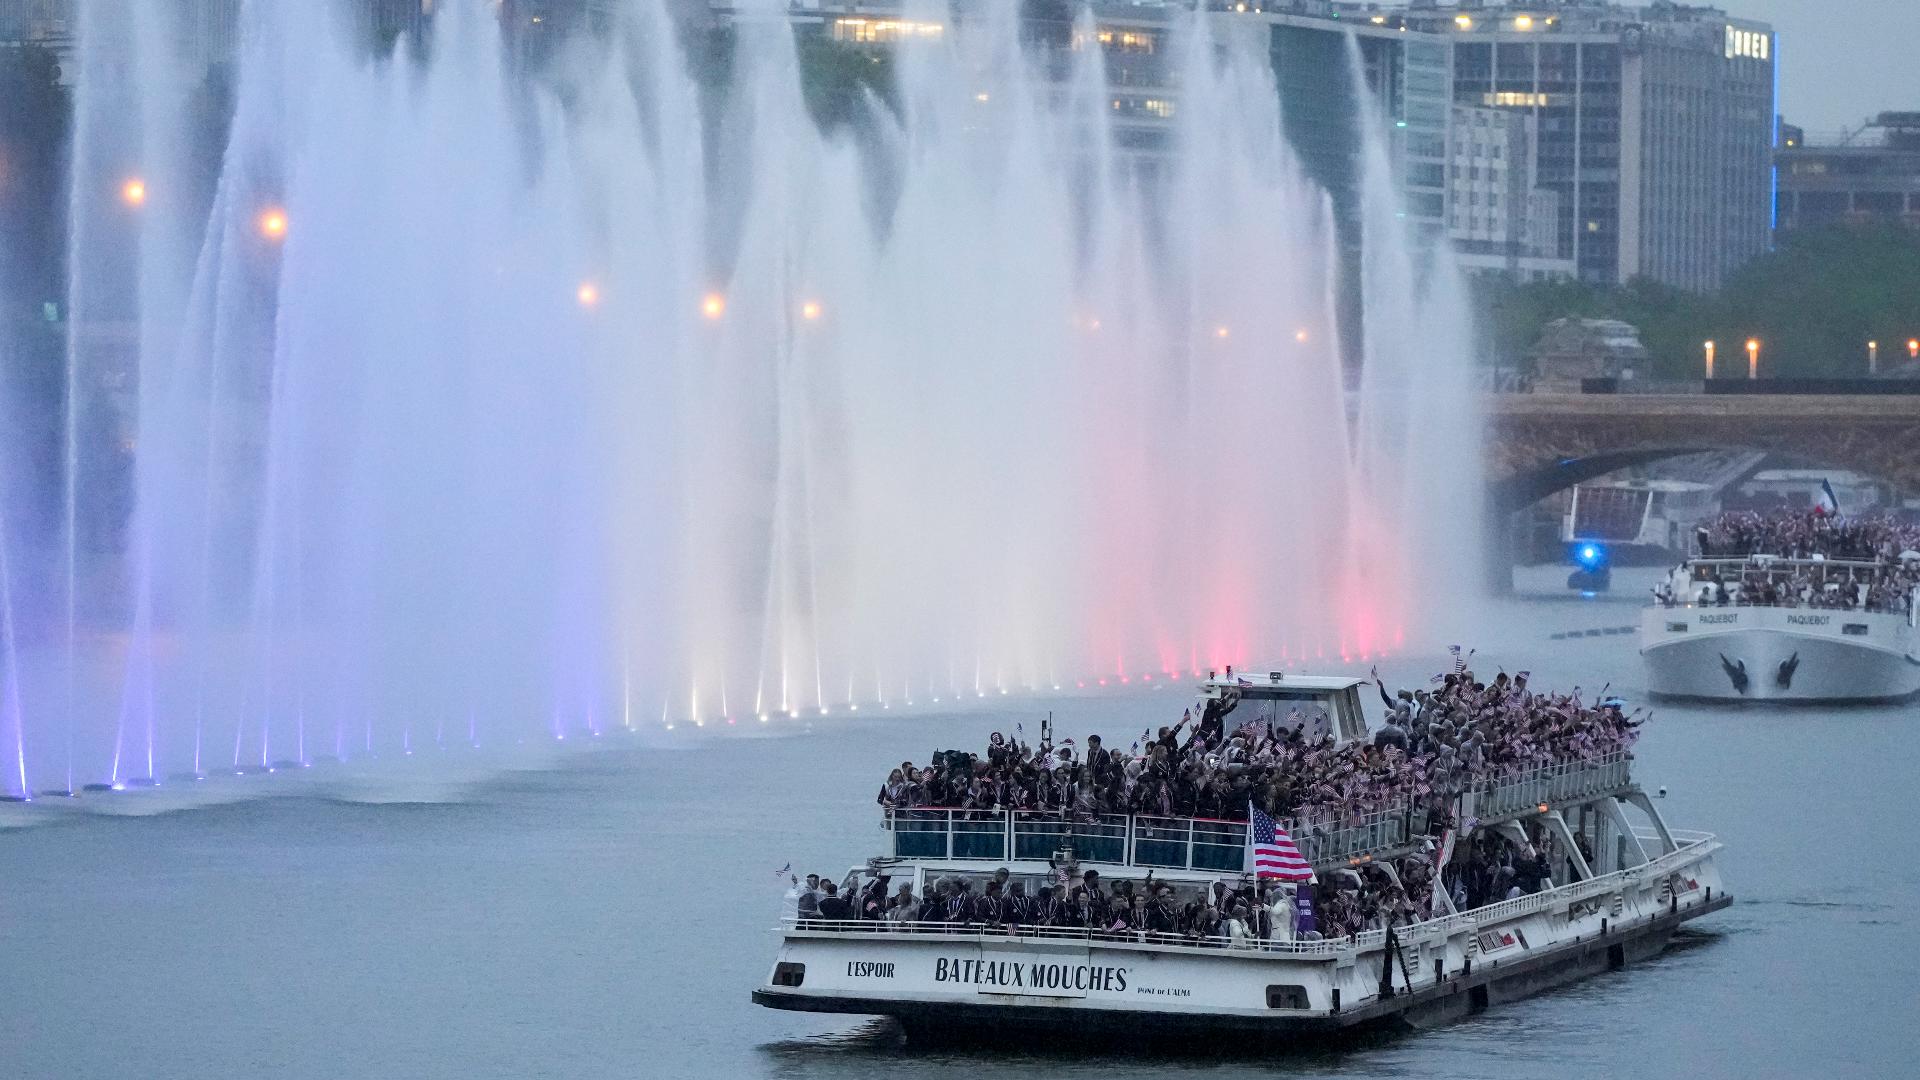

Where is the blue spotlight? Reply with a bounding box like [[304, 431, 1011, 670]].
[[1567, 541, 1612, 592]]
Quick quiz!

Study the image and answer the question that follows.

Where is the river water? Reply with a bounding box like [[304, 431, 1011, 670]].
[[3, 574, 1915, 1079]]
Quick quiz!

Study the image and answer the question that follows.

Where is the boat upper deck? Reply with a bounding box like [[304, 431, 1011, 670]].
[[882, 752, 1633, 872]]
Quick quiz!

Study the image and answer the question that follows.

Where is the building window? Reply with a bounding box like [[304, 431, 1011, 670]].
[[1483, 91, 1550, 108], [831, 18, 944, 43]]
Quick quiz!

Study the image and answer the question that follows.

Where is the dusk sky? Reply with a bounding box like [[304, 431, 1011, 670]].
[[1739, 0, 1920, 135]]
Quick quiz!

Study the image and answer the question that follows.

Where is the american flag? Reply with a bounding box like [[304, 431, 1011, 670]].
[[1247, 802, 1315, 883]]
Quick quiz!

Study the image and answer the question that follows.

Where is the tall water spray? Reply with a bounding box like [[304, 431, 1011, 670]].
[[2, 0, 1482, 796]]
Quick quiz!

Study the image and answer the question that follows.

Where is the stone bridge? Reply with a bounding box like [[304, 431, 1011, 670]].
[[1485, 393, 1920, 515]]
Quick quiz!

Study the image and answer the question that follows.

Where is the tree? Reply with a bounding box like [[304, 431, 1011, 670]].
[[1470, 224, 1920, 380]]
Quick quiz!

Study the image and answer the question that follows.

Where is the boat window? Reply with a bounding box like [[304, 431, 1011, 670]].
[[1332, 689, 1366, 741], [1224, 693, 1333, 741], [1266, 984, 1310, 1010], [1666, 622, 1688, 633], [1843, 624, 1869, 636]]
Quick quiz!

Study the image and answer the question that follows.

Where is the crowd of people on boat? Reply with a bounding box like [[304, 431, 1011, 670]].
[[786, 852, 1451, 945], [875, 667, 1641, 833], [1661, 511, 1920, 614], [1693, 510, 1920, 562], [1659, 562, 1919, 615], [787, 824, 1568, 943]]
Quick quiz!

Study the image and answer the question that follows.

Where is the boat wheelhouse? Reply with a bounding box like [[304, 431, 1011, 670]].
[[1641, 555, 1920, 702], [753, 676, 1728, 1045]]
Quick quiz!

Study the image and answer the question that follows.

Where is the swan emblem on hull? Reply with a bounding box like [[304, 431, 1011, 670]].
[[1719, 653, 1750, 695], [1776, 652, 1801, 690]]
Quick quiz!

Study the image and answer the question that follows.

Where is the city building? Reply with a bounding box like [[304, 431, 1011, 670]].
[[0, 0, 68, 47], [1407, 1, 1776, 291], [1529, 316, 1650, 390], [0, 0, 73, 79], [723, 2, 1456, 251], [1776, 112, 1920, 233], [1448, 101, 1576, 280]]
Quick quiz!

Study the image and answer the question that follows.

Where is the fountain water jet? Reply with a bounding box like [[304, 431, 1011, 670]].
[[1, 1, 1483, 791]]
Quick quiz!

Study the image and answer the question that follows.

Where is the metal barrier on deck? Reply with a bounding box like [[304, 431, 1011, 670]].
[[1470, 752, 1631, 821], [881, 753, 1634, 869]]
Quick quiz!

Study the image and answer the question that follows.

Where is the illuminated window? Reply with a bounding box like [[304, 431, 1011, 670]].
[[1075, 27, 1157, 53], [1483, 92, 1551, 107], [832, 18, 944, 43]]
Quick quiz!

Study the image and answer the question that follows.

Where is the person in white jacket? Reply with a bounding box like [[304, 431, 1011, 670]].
[[1227, 904, 1255, 949], [1266, 883, 1297, 943]]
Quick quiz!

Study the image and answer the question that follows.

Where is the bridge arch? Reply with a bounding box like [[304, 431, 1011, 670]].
[[1485, 395, 1920, 519]]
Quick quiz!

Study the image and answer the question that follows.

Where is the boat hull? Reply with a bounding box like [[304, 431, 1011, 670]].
[[754, 905, 1713, 1046], [1640, 606, 1920, 703], [754, 844, 1727, 1046]]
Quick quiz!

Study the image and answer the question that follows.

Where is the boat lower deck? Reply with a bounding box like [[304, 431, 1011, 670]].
[[755, 832, 1728, 1045], [754, 893, 1728, 1044]]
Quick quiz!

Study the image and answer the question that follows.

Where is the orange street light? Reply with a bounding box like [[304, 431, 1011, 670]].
[[1868, 340, 1879, 374], [1214, 325, 1230, 340], [800, 300, 822, 321], [258, 208, 288, 240], [577, 281, 600, 308], [1745, 338, 1760, 379], [120, 177, 147, 207], [1909, 338, 1919, 359], [1703, 340, 1715, 379], [700, 293, 725, 320]]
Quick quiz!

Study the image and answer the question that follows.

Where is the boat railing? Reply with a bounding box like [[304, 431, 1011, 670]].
[[780, 914, 1372, 958], [883, 754, 1635, 869], [884, 803, 1427, 871], [1289, 804, 1426, 866], [1687, 556, 1886, 570], [1657, 598, 1909, 615], [1468, 752, 1632, 822]]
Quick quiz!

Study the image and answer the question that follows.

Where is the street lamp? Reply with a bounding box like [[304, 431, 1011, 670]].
[[800, 300, 822, 321], [576, 281, 600, 308], [120, 177, 146, 208], [1703, 340, 1715, 379], [1868, 340, 1879, 374], [258, 208, 288, 241], [1909, 338, 1919, 360], [1745, 338, 1760, 379], [700, 293, 725, 320]]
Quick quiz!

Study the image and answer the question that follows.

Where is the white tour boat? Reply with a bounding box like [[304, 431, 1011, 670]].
[[1641, 556, 1920, 703], [754, 674, 1728, 1045]]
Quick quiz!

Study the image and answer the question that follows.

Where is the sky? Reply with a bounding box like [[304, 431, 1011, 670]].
[[1737, 0, 1920, 136]]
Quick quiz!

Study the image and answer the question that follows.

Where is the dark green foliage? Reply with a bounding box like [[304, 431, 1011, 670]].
[[793, 35, 896, 133], [1474, 225, 1920, 379]]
